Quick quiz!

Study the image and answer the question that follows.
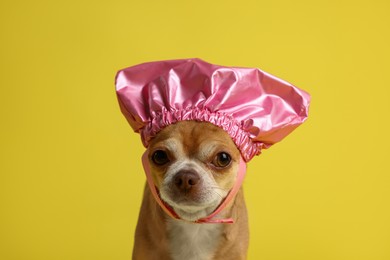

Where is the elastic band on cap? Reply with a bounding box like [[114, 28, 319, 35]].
[[140, 107, 263, 162]]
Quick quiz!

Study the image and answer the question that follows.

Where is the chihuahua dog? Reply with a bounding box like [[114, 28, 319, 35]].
[[133, 120, 249, 260]]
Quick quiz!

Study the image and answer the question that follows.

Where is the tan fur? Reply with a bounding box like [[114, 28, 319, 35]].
[[133, 121, 249, 259]]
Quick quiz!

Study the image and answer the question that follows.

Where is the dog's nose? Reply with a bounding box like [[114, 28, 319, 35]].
[[174, 171, 200, 191]]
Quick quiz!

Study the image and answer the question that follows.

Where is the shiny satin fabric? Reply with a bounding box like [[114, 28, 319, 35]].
[[116, 58, 310, 162]]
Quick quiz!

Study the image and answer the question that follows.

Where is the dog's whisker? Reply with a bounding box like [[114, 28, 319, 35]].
[[209, 185, 229, 192], [210, 190, 226, 200]]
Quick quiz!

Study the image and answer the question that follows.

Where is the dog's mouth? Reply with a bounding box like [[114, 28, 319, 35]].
[[159, 189, 225, 221], [169, 196, 202, 205], [162, 196, 222, 222], [164, 195, 221, 209]]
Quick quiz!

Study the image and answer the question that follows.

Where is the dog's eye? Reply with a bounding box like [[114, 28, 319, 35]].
[[151, 150, 170, 165], [213, 152, 231, 168]]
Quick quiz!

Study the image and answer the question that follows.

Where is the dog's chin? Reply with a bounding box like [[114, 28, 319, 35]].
[[161, 196, 223, 222], [173, 206, 217, 222]]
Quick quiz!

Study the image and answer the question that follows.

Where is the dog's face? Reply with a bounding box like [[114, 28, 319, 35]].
[[147, 121, 241, 221]]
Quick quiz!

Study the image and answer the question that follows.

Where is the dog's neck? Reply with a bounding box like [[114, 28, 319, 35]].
[[167, 219, 224, 260], [165, 188, 244, 260], [133, 183, 248, 260]]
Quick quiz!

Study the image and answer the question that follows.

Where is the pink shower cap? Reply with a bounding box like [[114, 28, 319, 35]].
[[115, 58, 310, 162]]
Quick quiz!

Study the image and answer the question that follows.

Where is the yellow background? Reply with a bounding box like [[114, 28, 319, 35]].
[[1, 0, 389, 259]]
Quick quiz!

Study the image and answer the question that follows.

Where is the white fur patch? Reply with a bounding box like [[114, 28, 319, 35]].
[[167, 220, 222, 260]]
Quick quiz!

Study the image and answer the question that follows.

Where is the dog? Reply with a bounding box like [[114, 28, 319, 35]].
[[116, 58, 310, 260], [133, 120, 249, 260]]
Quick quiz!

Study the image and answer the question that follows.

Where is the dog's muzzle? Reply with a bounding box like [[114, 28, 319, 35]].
[[141, 150, 247, 224]]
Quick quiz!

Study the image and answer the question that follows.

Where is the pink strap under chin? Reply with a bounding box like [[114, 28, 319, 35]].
[[141, 150, 247, 224]]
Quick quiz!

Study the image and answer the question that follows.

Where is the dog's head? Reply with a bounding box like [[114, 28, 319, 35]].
[[146, 120, 241, 222]]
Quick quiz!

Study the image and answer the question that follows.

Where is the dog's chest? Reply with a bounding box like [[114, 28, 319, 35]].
[[167, 220, 223, 260]]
